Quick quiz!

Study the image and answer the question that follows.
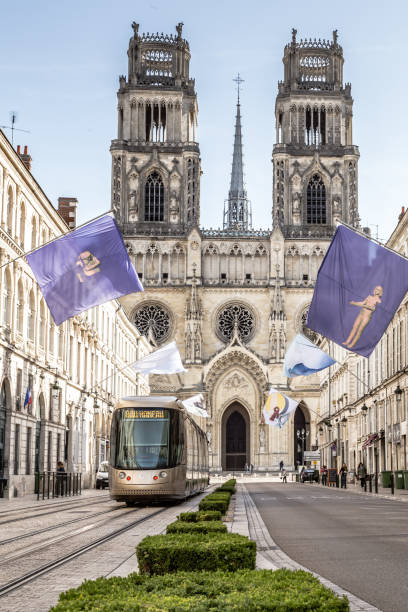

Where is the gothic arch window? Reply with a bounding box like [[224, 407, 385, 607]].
[[299, 305, 320, 344], [17, 280, 24, 334], [144, 171, 164, 222], [216, 303, 255, 344], [31, 217, 37, 250], [134, 302, 171, 345], [307, 174, 326, 224], [39, 300, 46, 348], [2, 271, 11, 327], [28, 290, 35, 341]]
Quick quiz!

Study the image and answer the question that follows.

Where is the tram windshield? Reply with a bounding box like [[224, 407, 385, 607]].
[[111, 407, 183, 470]]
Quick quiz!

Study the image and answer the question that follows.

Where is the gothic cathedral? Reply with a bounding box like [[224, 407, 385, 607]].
[[112, 24, 360, 471]]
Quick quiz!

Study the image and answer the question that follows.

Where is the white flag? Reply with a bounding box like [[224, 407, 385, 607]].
[[283, 334, 335, 378], [181, 394, 209, 418], [131, 341, 187, 375], [263, 388, 299, 429]]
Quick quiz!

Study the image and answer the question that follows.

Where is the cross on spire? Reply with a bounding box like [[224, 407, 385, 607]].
[[233, 73, 244, 103]]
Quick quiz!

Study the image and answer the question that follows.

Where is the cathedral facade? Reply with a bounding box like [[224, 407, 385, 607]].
[[112, 24, 360, 471]]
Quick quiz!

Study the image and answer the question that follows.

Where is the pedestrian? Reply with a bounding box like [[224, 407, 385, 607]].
[[339, 463, 348, 488], [56, 461, 66, 496], [281, 468, 287, 483], [321, 465, 328, 486], [357, 461, 366, 488], [279, 460, 284, 471], [250, 463, 254, 474], [244, 462, 249, 473]]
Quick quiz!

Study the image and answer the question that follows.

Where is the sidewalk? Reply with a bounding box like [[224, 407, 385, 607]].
[[0, 487, 108, 510], [298, 479, 408, 502], [230, 483, 381, 612]]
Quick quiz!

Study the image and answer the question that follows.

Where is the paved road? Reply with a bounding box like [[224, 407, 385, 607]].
[[247, 482, 408, 612]]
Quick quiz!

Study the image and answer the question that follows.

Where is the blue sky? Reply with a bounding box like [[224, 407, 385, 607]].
[[1, 0, 407, 241]]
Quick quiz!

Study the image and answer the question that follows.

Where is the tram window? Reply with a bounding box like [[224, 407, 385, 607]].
[[112, 408, 183, 470]]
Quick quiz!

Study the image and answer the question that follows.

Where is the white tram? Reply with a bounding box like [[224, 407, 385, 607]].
[[109, 396, 209, 505]]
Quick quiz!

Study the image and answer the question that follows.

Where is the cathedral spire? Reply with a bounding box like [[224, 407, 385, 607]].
[[223, 75, 252, 231]]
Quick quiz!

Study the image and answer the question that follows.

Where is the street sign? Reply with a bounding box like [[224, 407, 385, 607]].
[[304, 451, 320, 460]]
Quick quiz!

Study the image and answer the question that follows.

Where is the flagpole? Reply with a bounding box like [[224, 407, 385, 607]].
[[336, 220, 408, 263], [0, 209, 113, 272]]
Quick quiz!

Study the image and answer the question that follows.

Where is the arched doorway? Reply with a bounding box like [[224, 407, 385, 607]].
[[221, 402, 250, 470], [293, 404, 309, 468]]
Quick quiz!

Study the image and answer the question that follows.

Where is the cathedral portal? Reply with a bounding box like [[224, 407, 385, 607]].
[[222, 402, 250, 470]]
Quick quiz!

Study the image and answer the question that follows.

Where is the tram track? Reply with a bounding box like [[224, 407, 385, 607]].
[[0, 495, 111, 525], [0, 503, 127, 546], [0, 506, 167, 598], [0, 493, 110, 516]]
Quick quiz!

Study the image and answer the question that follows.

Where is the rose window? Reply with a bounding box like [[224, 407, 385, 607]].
[[216, 303, 255, 343], [134, 304, 171, 344], [300, 308, 320, 344]]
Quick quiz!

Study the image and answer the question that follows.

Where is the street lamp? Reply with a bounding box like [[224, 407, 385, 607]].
[[394, 385, 403, 399], [361, 403, 368, 412]]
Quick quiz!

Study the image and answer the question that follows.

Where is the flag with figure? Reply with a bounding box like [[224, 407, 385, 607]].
[[24, 387, 32, 411], [131, 341, 186, 375], [27, 214, 143, 325], [263, 389, 298, 429], [283, 333, 335, 377], [181, 394, 209, 418], [307, 224, 408, 357]]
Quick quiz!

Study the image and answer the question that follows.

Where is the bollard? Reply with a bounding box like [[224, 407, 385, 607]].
[[391, 472, 395, 495], [364, 478, 367, 492], [369, 475, 372, 493], [375, 473, 378, 494], [79, 473, 82, 495], [336, 474, 339, 488]]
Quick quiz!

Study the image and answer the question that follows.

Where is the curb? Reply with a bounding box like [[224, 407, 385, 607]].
[[230, 484, 381, 612]]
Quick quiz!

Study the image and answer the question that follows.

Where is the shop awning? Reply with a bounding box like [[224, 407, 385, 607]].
[[362, 433, 379, 449]]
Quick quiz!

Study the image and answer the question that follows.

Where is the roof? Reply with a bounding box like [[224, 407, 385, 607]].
[[116, 396, 179, 409]]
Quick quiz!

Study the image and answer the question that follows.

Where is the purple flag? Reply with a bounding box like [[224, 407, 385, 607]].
[[27, 214, 143, 325], [307, 225, 408, 357]]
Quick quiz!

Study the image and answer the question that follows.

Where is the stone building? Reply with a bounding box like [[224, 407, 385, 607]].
[[0, 129, 150, 499], [113, 23, 360, 471], [318, 208, 408, 477]]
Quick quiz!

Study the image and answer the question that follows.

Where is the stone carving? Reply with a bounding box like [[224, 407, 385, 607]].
[[224, 373, 249, 390], [206, 350, 267, 393], [259, 427, 266, 452]]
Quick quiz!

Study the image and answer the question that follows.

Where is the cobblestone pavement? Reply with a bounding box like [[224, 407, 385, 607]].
[[230, 484, 381, 612], [0, 488, 213, 612]]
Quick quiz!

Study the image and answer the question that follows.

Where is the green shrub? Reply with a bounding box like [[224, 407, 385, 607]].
[[51, 569, 349, 611], [136, 532, 256, 575], [178, 510, 222, 522], [198, 497, 229, 514], [166, 520, 227, 535], [214, 487, 232, 497]]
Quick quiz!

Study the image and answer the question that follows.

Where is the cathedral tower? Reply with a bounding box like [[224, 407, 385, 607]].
[[111, 22, 201, 235], [272, 29, 359, 235]]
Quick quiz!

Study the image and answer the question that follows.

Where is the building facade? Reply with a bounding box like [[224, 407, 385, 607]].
[[0, 130, 150, 499], [112, 24, 360, 471]]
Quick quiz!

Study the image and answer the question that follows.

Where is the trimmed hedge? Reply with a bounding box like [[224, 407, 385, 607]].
[[166, 520, 227, 534], [178, 510, 222, 522], [136, 532, 256, 575], [198, 497, 229, 514], [50, 569, 349, 611]]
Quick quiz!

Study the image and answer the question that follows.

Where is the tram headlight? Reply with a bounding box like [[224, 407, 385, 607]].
[[160, 471, 167, 478], [153, 475, 159, 480], [119, 472, 126, 479]]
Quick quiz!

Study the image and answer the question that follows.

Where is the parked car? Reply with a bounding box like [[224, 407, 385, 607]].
[[300, 467, 319, 483], [96, 461, 109, 489]]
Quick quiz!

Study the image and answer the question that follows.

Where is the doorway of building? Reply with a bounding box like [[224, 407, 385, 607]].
[[293, 404, 309, 468], [222, 402, 250, 470]]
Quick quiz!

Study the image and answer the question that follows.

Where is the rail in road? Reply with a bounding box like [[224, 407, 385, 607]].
[[246, 481, 408, 612], [0, 505, 166, 598], [0, 493, 111, 524]]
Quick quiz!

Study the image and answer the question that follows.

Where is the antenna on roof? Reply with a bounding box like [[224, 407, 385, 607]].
[[0, 111, 30, 146]]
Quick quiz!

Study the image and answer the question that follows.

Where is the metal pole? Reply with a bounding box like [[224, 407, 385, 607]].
[[391, 472, 395, 495]]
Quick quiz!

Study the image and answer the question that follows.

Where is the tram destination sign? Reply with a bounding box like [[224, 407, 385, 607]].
[[124, 409, 166, 419]]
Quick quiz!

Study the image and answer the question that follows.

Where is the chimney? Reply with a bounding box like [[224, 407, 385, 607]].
[[18, 144, 32, 171], [398, 206, 406, 223], [58, 197, 78, 229]]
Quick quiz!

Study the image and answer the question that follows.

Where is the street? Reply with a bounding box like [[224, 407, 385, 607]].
[[247, 482, 408, 612]]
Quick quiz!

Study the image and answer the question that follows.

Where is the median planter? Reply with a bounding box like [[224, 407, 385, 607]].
[[198, 497, 229, 514], [136, 532, 256, 575], [178, 510, 223, 522], [50, 569, 349, 611], [166, 520, 227, 534]]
